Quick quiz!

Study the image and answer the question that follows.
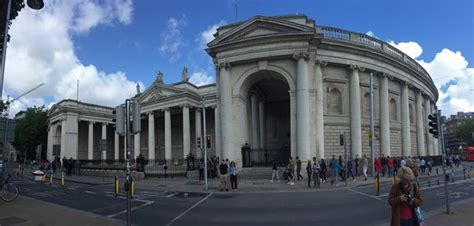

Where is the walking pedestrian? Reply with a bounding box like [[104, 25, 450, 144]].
[[219, 160, 229, 192], [355, 155, 360, 177], [270, 159, 280, 182], [387, 156, 394, 176], [306, 160, 312, 188], [420, 158, 426, 174], [312, 157, 321, 188], [198, 159, 204, 181], [375, 158, 382, 177], [329, 155, 340, 186], [362, 155, 368, 180], [388, 166, 423, 226], [287, 157, 295, 185], [347, 158, 355, 180], [320, 159, 327, 183], [229, 161, 238, 191], [338, 156, 346, 181], [296, 156, 303, 180]]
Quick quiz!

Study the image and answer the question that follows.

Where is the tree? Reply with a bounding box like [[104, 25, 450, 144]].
[[456, 119, 474, 146], [1, 0, 25, 55], [12, 106, 47, 160]]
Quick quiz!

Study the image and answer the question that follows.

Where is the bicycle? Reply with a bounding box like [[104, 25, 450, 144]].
[[1, 174, 19, 202]]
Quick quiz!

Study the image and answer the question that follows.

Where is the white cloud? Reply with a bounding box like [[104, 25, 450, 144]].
[[197, 20, 226, 49], [366, 31, 375, 37], [159, 15, 187, 61], [389, 41, 423, 59], [4, 0, 140, 116], [189, 71, 214, 86]]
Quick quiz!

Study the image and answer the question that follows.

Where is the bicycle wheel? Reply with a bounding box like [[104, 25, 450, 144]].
[[1, 183, 19, 202]]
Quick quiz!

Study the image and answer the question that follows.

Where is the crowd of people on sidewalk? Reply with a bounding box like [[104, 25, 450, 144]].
[[37, 156, 81, 176]]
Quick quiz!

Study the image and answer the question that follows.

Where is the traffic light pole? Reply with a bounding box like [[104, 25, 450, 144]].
[[202, 98, 208, 191], [437, 110, 450, 214], [125, 99, 132, 226]]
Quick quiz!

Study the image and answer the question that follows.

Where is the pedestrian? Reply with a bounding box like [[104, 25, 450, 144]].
[[362, 155, 368, 180], [347, 158, 355, 180], [287, 157, 295, 185], [375, 158, 382, 177], [270, 159, 280, 182], [400, 157, 407, 168], [296, 156, 303, 180], [427, 158, 433, 176], [388, 166, 423, 226], [329, 155, 340, 186], [420, 158, 426, 174], [312, 157, 321, 188], [219, 160, 229, 192], [382, 156, 388, 177], [387, 156, 394, 177], [355, 155, 360, 177], [320, 158, 327, 183], [306, 160, 312, 188], [198, 159, 204, 181], [338, 155, 346, 181], [229, 161, 238, 191]]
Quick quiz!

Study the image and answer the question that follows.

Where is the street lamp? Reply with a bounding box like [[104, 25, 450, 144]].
[[0, 0, 44, 99]]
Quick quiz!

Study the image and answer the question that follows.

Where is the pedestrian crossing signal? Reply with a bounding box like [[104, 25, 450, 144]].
[[206, 135, 212, 149], [196, 137, 202, 149]]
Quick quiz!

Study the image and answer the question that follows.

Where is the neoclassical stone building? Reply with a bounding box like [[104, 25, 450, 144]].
[[47, 15, 440, 165]]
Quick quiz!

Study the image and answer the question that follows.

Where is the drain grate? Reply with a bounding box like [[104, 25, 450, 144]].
[[0, 216, 28, 225]]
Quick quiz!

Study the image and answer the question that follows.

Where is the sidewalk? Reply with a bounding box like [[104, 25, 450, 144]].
[[0, 196, 122, 226], [424, 197, 474, 226]]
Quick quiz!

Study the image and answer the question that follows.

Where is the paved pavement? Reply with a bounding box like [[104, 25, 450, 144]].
[[2, 163, 473, 226]]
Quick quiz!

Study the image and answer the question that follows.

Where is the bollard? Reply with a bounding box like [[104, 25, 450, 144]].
[[114, 176, 119, 196], [131, 179, 135, 198], [42, 174, 46, 182], [61, 172, 65, 187], [49, 174, 53, 185], [375, 174, 380, 196], [392, 175, 396, 185]]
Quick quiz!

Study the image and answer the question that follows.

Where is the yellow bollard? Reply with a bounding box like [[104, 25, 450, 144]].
[[42, 174, 45, 182], [131, 180, 135, 198], [375, 174, 380, 196], [114, 176, 119, 196], [392, 175, 396, 185], [49, 174, 53, 185], [61, 172, 65, 187]]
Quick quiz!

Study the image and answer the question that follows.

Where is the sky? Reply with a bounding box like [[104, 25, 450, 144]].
[[4, 0, 474, 117]]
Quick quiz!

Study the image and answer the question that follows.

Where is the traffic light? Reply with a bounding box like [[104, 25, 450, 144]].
[[206, 135, 212, 149], [196, 136, 202, 149], [339, 134, 344, 146], [113, 105, 125, 135], [131, 101, 141, 134], [428, 113, 439, 138]]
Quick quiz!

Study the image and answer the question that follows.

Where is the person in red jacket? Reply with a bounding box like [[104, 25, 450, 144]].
[[375, 158, 382, 177], [387, 156, 394, 176]]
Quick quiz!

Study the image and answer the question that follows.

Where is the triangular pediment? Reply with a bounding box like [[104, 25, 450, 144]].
[[208, 16, 315, 47], [137, 83, 185, 103]]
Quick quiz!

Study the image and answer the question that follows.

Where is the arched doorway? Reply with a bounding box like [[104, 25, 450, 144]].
[[241, 70, 291, 167]]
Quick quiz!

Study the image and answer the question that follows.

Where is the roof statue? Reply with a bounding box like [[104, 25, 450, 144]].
[[136, 83, 141, 95], [182, 67, 189, 82], [156, 71, 164, 84]]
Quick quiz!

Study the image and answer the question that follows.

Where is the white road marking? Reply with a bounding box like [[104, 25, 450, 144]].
[[84, 190, 96, 194], [165, 192, 177, 198], [346, 188, 385, 202], [166, 193, 213, 226], [106, 199, 154, 218]]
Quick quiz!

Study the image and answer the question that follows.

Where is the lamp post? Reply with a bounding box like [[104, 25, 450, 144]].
[[0, 0, 44, 99]]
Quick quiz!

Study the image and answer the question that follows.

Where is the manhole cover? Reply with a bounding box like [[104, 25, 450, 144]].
[[0, 216, 27, 225], [175, 192, 207, 198]]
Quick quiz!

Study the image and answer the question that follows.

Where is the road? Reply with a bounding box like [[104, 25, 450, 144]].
[[8, 170, 474, 226]]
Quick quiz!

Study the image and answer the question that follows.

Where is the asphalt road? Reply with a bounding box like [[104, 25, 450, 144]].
[[9, 170, 474, 226]]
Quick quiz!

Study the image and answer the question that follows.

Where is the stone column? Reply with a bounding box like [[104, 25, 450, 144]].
[[102, 123, 107, 160], [425, 97, 434, 156], [416, 91, 425, 156], [61, 120, 67, 158], [289, 90, 296, 158], [164, 108, 172, 160], [47, 125, 53, 160], [114, 133, 119, 160], [380, 73, 390, 157], [294, 53, 311, 161], [218, 62, 233, 160], [250, 94, 260, 149], [148, 112, 155, 160], [214, 106, 221, 157], [314, 61, 325, 159], [349, 65, 362, 158], [401, 82, 411, 157], [88, 121, 94, 160], [134, 133, 140, 158], [195, 109, 202, 158], [182, 105, 191, 158], [259, 100, 265, 152]]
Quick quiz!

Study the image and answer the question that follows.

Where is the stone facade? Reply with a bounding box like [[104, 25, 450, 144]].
[[47, 15, 440, 165]]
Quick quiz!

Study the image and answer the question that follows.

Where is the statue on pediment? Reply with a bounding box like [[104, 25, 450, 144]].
[[156, 71, 164, 84], [182, 67, 189, 82]]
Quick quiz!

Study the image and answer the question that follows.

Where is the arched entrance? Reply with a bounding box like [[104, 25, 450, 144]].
[[240, 70, 291, 167]]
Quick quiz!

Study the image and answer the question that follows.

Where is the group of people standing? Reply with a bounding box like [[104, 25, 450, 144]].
[[40, 156, 81, 176]]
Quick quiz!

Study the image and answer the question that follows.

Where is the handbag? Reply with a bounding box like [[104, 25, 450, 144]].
[[412, 183, 424, 224]]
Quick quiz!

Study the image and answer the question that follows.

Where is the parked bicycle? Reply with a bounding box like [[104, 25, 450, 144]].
[[1, 174, 19, 202]]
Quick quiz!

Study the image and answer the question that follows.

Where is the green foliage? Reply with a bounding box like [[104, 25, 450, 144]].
[[0, 99, 7, 115], [1, 0, 25, 53], [12, 106, 48, 160], [456, 119, 474, 146]]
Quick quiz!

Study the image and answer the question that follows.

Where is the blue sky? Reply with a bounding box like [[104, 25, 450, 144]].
[[4, 0, 474, 116]]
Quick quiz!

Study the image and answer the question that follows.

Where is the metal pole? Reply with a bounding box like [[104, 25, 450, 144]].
[[3, 96, 9, 161], [344, 132, 347, 187], [202, 98, 208, 191], [438, 109, 450, 214], [0, 0, 12, 99], [125, 99, 131, 226], [370, 72, 375, 178]]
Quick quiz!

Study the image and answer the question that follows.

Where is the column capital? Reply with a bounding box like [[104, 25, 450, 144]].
[[162, 108, 170, 112], [349, 64, 365, 72], [210, 105, 217, 109], [314, 59, 328, 67], [215, 62, 231, 71], [195, 108, 202, 113], [88, 121, 95, 125], [292, 52, 310, 61], [101, 122, 108, 126], [180, 103, 191, 109], [146, 111, 154, 116]]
